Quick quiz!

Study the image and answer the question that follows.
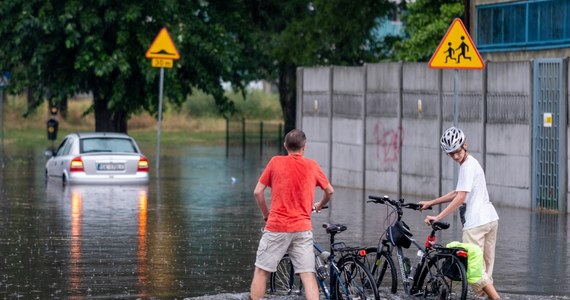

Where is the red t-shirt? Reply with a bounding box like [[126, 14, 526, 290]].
[[259, 153, 329, 232]]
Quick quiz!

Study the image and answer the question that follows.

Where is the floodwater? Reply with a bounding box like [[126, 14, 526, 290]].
[[0, 143, 568, 300]]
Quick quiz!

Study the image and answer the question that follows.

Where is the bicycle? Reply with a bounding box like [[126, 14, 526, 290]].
[[269, 223, 379, 300], [364, 195, 468, 300]]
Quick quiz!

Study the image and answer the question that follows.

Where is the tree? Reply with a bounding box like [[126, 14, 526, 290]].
[[209, 0, 397, 134], [0, 1, 255, 132], [393, 0, 464, 62]]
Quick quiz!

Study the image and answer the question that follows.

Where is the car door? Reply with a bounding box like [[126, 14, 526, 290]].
[[48, 137, 73, 177]]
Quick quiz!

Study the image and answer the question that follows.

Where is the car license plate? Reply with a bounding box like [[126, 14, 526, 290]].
[[97, 163, 125, 171]]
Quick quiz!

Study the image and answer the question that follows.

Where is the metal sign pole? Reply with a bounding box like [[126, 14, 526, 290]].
[[0, 75, 6, 169], [156, 67, 164, 176], [0, 85, 3, 169], [145, 27, 179, 178], [0, 86, 3, 151], [453, 69, 459, 189], [453, 69, 461, 226]]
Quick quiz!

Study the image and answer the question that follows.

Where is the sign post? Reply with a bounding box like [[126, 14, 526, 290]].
[[145, 27, 180, 175], [428, 18, 484, 219], [0, 72, 9, 163]]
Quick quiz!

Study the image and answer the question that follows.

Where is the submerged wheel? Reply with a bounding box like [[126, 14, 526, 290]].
[[334, 256, 379, 300], [415, 255, 468, 300], [367, 249, 397, 295], [269, 254, 302, 295]]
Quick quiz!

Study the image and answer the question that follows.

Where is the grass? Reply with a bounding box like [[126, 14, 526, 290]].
[[1, 89, 283, 148]]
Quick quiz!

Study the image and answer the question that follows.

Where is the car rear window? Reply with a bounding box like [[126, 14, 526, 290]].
[[81, 138, 138, 153]]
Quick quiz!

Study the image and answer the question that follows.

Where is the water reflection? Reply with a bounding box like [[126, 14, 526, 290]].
[[45, 183, 151, 298], [0, 145, 569, 299], [137, 188, 148, 298], [527, 211, 568, 295], [70, 188, 82, 299]]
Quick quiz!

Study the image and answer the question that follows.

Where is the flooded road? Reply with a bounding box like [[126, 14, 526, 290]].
[[0, 144, 568, 299]]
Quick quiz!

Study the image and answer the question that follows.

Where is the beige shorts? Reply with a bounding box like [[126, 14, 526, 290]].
[[463, 220, 498, 278], [255, 231, 315, 273]]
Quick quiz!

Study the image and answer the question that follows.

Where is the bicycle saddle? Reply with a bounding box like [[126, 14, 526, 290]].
[[322, 223, 347, 234], [432, 221, 450, 230]]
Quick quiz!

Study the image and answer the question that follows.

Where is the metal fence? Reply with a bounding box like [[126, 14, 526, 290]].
[[532, 59, 565, 211], [225, 118, 284, 158]]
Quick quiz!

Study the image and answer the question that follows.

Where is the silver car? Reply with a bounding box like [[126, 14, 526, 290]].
[[45, 132, 149, 185]]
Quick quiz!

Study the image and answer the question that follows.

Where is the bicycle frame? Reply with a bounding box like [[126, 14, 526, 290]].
[[276, 228, 377, 299], [315, 231, 371, 299], [314, 241, 345, 299], [394, 238, 423, 293], [366, 195, 468, 300], [269, 207, 379, 299]]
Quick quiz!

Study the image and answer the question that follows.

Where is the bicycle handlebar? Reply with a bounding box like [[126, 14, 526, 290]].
[[367, 195, 432, 210]]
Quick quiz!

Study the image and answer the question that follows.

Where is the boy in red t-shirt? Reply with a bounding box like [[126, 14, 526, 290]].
[[249, 129, 334, 300]]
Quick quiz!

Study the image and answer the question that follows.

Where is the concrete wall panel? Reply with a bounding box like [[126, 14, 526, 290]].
[[486, 124, 530, 156], [367, 63, 401, 91], [365, 170, 399, 194], [332, 141, 363, 188], [304, 67, 331, 92], [303, 117, 330, 171], [333, 67, 364, 93], [401, 173, 439, 197], [488, 185, 532, 209], [486, 155, 530, 188], [333, 118, 363, 145]]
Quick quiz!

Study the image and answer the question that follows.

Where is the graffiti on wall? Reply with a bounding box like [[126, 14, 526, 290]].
[[373, 122, 404, 165]]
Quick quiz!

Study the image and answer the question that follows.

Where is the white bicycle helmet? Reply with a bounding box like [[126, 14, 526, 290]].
[[440, 127, 465, 153]]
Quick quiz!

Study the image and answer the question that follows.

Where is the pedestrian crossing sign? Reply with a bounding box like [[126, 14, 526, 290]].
[[428, 18, 484, 69]]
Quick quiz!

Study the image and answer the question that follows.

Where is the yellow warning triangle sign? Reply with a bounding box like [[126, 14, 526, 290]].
[[428, 18, 484, 69], [145, 27, 180, 60]]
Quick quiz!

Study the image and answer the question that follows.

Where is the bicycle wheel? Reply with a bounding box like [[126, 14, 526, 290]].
[[334, 255, 379, 300], [367, 249, 397, 294], [269, 254, 302, 295], [415, 254, 468, 300]]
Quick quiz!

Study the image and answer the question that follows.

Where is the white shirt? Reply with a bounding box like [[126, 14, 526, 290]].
[[456, 155, 499, 230]]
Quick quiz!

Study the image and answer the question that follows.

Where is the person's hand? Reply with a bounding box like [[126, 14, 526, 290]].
[[424, 215, 438, 226], [417, 200, 431, 211], [312, 202, 321, 213]]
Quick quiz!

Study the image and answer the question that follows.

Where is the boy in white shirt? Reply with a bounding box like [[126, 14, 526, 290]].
[[419, 127, 500, 299]]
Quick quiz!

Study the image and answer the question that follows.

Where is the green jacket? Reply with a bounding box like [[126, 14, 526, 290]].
[[446, 241, 484, 284]]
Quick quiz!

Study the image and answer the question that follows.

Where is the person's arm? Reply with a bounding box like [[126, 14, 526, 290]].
[[419, 190, 457, 210], [253, 182, 269, 221], [424, 191, 467, 224], [314, 184, 334, 211]]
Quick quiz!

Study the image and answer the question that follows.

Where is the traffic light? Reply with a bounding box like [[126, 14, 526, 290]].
[[47, 118, 59, 140], [49, 103, 58, 115]]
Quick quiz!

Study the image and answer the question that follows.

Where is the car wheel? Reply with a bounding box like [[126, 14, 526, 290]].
[[62, 174, 67, 186]]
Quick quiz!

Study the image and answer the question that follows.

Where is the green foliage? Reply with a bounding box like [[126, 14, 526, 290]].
[[217, 0, 397, 133], [184, 88, 282, 120], [393, 0, 464, 62], [231, 90, 282, 120]]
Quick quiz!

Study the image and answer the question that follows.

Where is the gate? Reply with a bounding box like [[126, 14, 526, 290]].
[[531, 59, 567, 211]]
